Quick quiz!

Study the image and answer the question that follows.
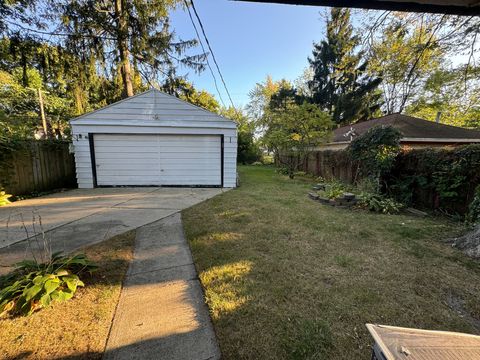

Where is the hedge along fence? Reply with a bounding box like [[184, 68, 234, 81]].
[[386, 145, 480, 215], [0, 140, 77, 196], [295, 144, 480, 215]]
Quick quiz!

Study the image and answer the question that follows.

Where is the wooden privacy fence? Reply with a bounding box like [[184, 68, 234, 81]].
[[1, 141, 77, 195], [302, 150, 356, 183], [286, 145, 480, 214]]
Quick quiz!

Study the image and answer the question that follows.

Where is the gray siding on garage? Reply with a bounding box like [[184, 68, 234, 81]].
[[70, 89, 237, 188]]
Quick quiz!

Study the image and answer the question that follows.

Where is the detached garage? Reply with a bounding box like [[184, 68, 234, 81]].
[[70, 89, 237, 188]]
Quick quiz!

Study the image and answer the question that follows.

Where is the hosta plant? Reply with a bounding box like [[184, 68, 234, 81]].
[[0, 253, 96, 317]]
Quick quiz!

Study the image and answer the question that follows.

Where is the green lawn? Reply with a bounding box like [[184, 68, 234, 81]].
[[182, 165, 480, 360]]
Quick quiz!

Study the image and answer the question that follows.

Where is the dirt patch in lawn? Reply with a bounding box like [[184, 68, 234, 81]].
[[182, 165, 480, 360], [0, 231, 135, 360]]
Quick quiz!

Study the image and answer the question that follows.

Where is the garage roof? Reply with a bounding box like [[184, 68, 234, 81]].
[[70, 89, 236, 128], [238, 0, 480, 15]]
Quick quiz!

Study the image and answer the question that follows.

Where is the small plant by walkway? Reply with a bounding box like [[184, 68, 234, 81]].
[[0, 252, 96, 317], [182, 165, 480, 360], [0, 231, 134, 359]]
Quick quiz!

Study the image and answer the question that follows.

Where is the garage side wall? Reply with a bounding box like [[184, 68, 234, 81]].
[[223, 132, 237, 188], [71, 132, 94, 188], [71, 124, 237, 188]]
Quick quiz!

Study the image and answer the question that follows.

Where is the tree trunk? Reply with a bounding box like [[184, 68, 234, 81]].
[[115, 0, 134, 98]]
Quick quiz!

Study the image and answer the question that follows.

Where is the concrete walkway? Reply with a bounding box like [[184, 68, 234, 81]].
[[0, 188, 222, 274], [104, 213, 220, 360]]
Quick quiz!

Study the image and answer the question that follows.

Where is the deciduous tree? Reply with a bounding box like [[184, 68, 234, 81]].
[[263, 102, 332, 178], [369, 18, 444, 114]]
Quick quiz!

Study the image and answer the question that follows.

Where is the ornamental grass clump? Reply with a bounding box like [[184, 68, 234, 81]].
[[0, 252, 97, 317]]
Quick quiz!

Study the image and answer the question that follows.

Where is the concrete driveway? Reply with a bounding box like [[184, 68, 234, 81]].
[[0, 187, 223, 272]]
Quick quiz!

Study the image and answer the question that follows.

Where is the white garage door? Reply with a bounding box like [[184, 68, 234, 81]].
[[93, 134, 222, 186]]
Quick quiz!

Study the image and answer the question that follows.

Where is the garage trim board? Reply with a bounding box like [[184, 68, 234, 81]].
[[89, 133, 224, 187]]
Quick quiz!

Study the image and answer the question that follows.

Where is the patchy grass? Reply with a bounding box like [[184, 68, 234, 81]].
[[182, 165, 480, 359], [0, 231, 135, 360]]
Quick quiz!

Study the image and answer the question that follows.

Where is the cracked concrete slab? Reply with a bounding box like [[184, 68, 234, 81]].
[[104, 213, 220, 360], [0, 187, 223, 274]]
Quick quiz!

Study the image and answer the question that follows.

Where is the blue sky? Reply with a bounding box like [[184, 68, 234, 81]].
[[170, 1, 331, 108]]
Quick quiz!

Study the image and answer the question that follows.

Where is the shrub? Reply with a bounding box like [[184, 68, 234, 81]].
[[277, 167, 289, 175], [358, 192, 403, 214], [0, 190, 11, 206], [325, 181, 347, 199], [466, 185, 480, 226], [348, 125, 402, 190], [261, 154, 274, 165], [0, 253, 96, 317], [388, 144, 480, 214]]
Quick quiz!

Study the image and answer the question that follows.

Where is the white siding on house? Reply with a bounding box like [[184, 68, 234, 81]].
[[70, 89, 237, 188]]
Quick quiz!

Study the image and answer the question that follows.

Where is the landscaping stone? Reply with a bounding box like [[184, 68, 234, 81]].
[[312, 184, 326, 191], [318, 197, 330, 204], [450, 224, 480, 259], [308, 191, 358, 208]]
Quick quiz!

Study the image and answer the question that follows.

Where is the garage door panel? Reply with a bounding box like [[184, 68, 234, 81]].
[[96, 170, 161, 176], [95, 147, 158, 153], [95, 153, 160, 160], [95, 161, 159, 168], [94, 134, 221, 186], [157, 146, 220, 153], [95, 134, 158, 142]]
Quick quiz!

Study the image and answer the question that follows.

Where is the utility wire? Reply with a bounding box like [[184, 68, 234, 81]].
[[7, 5, 236, 108], [183, 0, 226, 107], [4, 19, 115, 40], [188, 0, 236, 109]]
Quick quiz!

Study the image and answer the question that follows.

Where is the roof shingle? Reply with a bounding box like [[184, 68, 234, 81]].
[[333, 114, 480, 143]]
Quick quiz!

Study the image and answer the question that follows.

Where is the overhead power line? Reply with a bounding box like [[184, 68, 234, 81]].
[[183, 0, 226, 107], [188, 0, 236, 109], [4, 19, 115, 40]]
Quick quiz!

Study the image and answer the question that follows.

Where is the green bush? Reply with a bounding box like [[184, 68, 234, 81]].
[[0, 253, 96, 317], [325, 181, 347, 199], [348, 125, 402, 191], [0, 190, 11, 206], [388, 144, 480, 215], [466, 185, 480, 226], [261, 154, 274, 165], [277, 167, 290, 175], [358, 192, 403, 214]]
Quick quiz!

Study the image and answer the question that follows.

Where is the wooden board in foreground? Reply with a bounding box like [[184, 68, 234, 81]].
[[366, 324, 480, 360]]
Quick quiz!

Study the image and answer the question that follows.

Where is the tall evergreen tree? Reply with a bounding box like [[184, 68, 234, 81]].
[[50, 0, 206, 99], [308, 8, 382, 125]]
